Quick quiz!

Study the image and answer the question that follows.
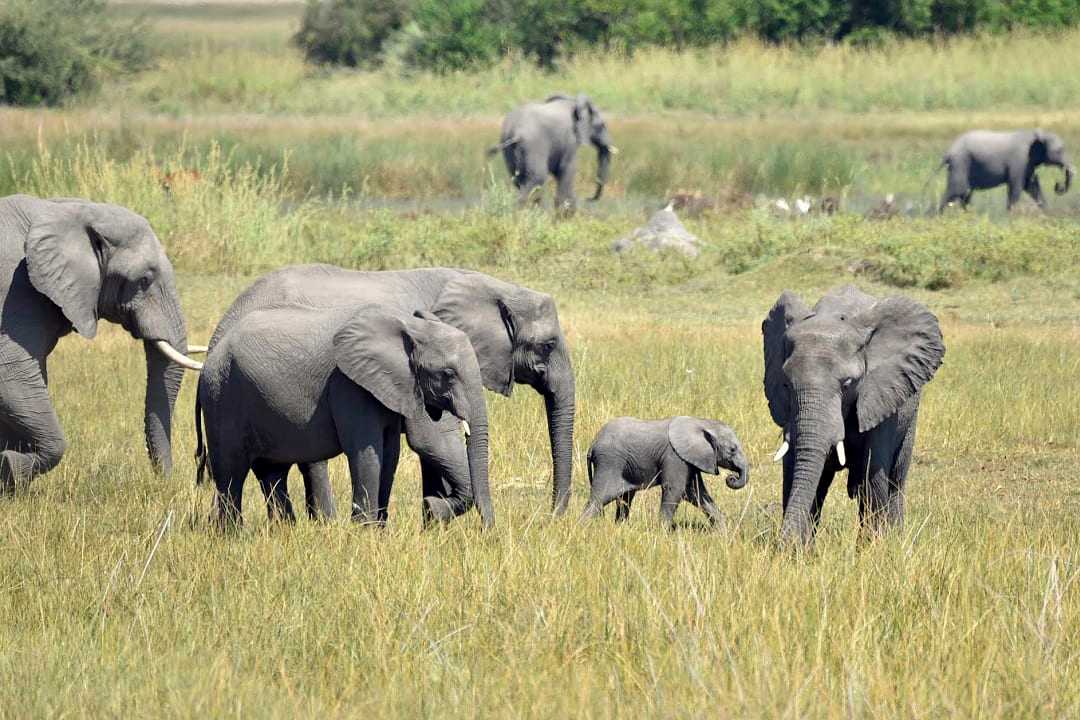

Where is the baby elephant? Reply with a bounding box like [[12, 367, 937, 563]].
[[581, 416, 749, 529]]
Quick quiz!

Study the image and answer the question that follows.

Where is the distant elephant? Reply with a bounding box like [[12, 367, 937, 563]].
[[580, 416, 749, 529], [0, 194, 202, 491], [762, 286, 945, 545], [196, 304, 493, 528], [202, 265, 575, 520], [938, 129, 1074, 211], [488, 94, 617, 210]]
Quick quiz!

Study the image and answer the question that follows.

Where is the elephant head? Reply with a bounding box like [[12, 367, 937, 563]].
[[333, 305, 494, 527], [433, 272, 575, 515], [1033, 130, 1074, 195], [762, 286, 944, 545], [567, 94, 616, 201], [669, 417, 749, 490], [22, 196, 201, 475]]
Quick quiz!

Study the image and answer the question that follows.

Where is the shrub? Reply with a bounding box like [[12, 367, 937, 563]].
[[0, 0, 152, 106], [294, 0, 413, 68]]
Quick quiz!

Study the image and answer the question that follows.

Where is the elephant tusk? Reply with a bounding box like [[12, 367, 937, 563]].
[[772, 439, 789, 463], [461, 420, 471, 438], [835, 440, 846, 467], [153, 340, 203, 371], [187, 344, 209, 354]]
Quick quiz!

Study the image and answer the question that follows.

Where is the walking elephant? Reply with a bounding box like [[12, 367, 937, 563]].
[[0, 194, 203, 490], [197, 303, 493, 528], [488, 94, 617, 210], [203, 265, 575, 519], [938, 129, 1074, 211], [762, 286, 945, 546], [581, 416, 749, 530]]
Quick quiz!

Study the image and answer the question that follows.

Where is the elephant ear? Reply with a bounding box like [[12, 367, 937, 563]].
[[852, 296, 945, 432], [24, 201, 104, 338], [669, 416, 719, 475], [432, 273, 515, 396], [761, 291, 812, 427], [1031, 129, 1049, 162], [572, 94, 592, 146], [333, 306, 425, 419]]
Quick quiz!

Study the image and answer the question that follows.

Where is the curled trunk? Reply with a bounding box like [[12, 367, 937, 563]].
[[589, 146, 612, 201], [1055, 163, 1074, 195]]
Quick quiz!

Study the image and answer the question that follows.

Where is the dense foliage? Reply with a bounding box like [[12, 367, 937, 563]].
[[0, 0, 151, 106], [296, 0, 1080, 71]]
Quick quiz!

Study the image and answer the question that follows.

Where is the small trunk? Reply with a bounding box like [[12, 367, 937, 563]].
[[544, 358, 576, 516], [727, 458, 749, 490], [1056, 163, 1074, 195], [589, 146, 612, 201]]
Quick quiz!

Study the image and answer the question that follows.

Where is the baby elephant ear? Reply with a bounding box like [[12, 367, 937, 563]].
[[852, 296, 945, 432], [334, 306, 425, 419], [668, 416, 719, 475], [24, 200, 103, 338]]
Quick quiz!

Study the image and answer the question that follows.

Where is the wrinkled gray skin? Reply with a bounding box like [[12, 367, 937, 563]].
[[205, 264, 575, 519], [762, 286, 945, 546], [581, 417, 749, 530], [0, 194, 197, 490], [197, 304, 493, 528], [488, 94, 616, 211], [939, 129, 1074, 211]]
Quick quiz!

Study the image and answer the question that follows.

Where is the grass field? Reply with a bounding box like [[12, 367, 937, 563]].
[[1, 3, 1079, 717]]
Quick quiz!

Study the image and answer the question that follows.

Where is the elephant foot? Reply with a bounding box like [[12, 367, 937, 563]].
[[421, 495, 472, 526], [0, 450, 37, 495]]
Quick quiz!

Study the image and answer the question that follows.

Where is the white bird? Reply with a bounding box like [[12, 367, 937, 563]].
[[795, 197, 812, 215]]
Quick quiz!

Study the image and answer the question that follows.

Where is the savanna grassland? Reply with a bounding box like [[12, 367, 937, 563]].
[[1, 3, 1079, 718]]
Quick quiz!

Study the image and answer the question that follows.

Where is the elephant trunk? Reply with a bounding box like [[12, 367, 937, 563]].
[[544, 349, 576, 516], [1055, 162, 1074, 195], [589, 145, 613, 201], [140, 288, 188, 476], [779, 390, 841, 546], [464, 397, 494, 529], [726, 452, 749, 490]]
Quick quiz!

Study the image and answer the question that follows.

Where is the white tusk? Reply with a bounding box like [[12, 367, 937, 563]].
[[186, 344, 208, 354], [772, 439, 789, 463], [153, 340, 203, 371], [607, 146, 619, 155], [835, 440, 846, 467], [461, 420, 471, 438]]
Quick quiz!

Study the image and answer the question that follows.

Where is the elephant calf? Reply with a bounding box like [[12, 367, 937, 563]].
[[196, 303, 493, 528], [581, 416, 749, 529]]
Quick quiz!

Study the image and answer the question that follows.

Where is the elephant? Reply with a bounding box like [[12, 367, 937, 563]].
[[488, 94, 617, 210], [580, 416, 749, 530], [937, 129, 1074, 211], [0, 194, 202, 491], [202, 264, 575, 520], [762, 285, 945, 546], [196, 303, 493, 528]]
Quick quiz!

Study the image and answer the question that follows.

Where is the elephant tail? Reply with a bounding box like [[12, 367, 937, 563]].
[[586, 446, 595, 487], [920, 157, 948, 199], [194, 384, 207, 485], [486, 137, 518, 157]]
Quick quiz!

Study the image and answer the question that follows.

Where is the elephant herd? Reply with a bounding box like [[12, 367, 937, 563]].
[[0, 179, 950, 546]]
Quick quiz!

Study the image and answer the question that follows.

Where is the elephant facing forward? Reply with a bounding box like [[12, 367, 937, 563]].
[[0, 194, 202, 491], [762, 286, 945, 546], [489, 94, 617, 210], [581, 416, 749, 530], [938, 129, 1074, 211], [196, 304, 493, 528]]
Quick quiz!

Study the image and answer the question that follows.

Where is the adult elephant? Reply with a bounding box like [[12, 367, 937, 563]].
[[938, 129, 1074, 211], [204, 265, 576, 518], [0, 194, 203, 490], [488, 94, 617, 210], [762, 286, 945, 546]]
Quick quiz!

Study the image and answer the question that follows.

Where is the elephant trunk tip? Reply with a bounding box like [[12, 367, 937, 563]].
[[1055, 163, 1074, 195]]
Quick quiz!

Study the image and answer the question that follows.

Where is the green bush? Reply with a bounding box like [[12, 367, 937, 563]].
[[294, 0, 413, 67], [0, 0, 151, 106]]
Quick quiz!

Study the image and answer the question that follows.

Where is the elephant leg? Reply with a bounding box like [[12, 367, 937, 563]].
[[658, 457, 691, 530], [580, 467, 633, 522], [1025, 174, 1047, 208], [685, 471, 724, 528], [554, 156, 578, 214], [343, 441, 385, 526], [299, 461, 335, 521], [376, 425, 401, 524], [211, 461, 249, 529], [252, 459, 295, 523], [613, 490, 636, 523], [1006, 170, 1026, 210], [0, 341, 66, 493], [940, 164, 970, 212], [405, 414, 473, 527]]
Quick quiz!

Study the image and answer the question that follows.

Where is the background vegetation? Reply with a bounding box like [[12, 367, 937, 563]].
[[0, 2, 1078, 717]]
